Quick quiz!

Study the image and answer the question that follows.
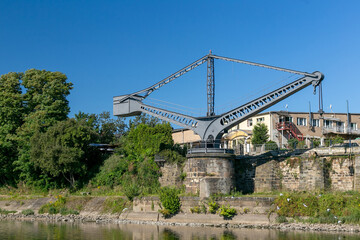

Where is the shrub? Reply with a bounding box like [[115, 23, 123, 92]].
[[275, 216, 288, 223], [39, 195, 79, 215], [0, 208, 16, 214], [103, 197, 130, 214], [218, 205, 237, 219], [265, 141, 278, 151], [288, 138, 298, 150], [159, 187, 181, 218], [123, 183, 140, 201], [21, 209, 34, 216], [312, 139, 320, 148], [208, 201, 219, 214], [190, 206, 201, 214]]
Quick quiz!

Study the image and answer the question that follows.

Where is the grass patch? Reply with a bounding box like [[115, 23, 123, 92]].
[[274, 192, 360, 224], [0, 208, 16, 214], [21, 209, 34, 216], [102, 197, 131, 214], [38, 195, 79, 215]]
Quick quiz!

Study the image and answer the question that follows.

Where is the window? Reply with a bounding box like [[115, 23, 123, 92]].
[[350, 123, 358, 131], [257, 117, 264, 123], [297, 117, 307, 126], [279, 116, 293, 122], [247, 119, 253, 127], [336, 121, 344, 132], [324, 120, 332, 128], [312, 119, 320, 127]]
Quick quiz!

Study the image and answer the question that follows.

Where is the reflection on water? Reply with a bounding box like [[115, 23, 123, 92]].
[[0, 220, 358, 240]]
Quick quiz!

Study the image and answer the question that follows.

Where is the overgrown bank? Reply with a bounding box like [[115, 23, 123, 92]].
[[1, 195, 360, 233]]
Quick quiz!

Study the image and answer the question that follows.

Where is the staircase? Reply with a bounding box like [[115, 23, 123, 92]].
[[276, 122, 303, 141]]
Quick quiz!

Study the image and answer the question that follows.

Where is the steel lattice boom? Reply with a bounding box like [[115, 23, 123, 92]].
[[113, 53, 324, 143]]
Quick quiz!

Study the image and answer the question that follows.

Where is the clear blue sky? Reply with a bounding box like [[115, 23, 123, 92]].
[[1, 0, 359, 123]]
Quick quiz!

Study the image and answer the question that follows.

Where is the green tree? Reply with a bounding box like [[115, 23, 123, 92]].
[[30, 118, 98, 188], [251, 123, 269, 145], [129, 113, 162, 129], [14, 69, 73, 186], [0, 72, 24, 185], [95, 123, 174, 196]]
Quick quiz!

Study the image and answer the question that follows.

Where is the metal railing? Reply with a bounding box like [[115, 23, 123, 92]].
[[186, 140, 234, 154]]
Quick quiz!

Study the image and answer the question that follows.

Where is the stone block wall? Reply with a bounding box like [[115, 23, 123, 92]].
[[133, 196, 274, 214], [158, 152, 360, 196], [252, 155, 359, 193], [158, 162, 183, 188], [184, 153, 235, 197], [329, 157, 354, 191]]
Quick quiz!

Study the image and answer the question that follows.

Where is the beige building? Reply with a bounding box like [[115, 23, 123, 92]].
[[172, 111, 360, 149]]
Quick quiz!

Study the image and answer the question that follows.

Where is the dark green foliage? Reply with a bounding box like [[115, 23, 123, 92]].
[[94, 123, 176, 198], [0, 208, 17, 214], [251, 123, 269, 144], [76, 111, 127, 144], [325, 136, 344, 147], [12, 69, 73, 187], [275, 192, 360, 224], [288, 139, 306, 149], [21, 209, 34, 216], [123, 123, 173, 158], [275, 215, 288, 223], [0, 72, 24, 185], [102, 197, 130, 214], [159, 187, 181, 217], [218, 205, 237, 219], [38, 195, 79, 215], [129, 113, 162, 129], [157, 149, 186, 164], [265, 140, 278, 150], [30, 118, 99, 188], [208, 200, 219, 214], [312, 139, 321, 148]]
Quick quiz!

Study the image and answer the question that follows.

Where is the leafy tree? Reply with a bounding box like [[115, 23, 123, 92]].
[[14, 69, 73, 185], [251, 123, 269, 145], [95, 123, 174, 196], [75, 111, 126, 144], [0, 72, 24, 185], [129, 113, 162, 129], [123, 123, 173, 157], [30, 118, 98, 188]]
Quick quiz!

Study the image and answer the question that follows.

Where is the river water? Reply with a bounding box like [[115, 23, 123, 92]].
[[0, 220, 359, 240]]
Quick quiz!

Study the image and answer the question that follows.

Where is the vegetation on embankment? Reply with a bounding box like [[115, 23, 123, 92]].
[[274, 191, 360, 224], [0, 70, 185, 196]]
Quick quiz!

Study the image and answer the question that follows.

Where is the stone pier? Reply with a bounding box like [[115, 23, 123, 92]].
[[184, 152, 235, 198]]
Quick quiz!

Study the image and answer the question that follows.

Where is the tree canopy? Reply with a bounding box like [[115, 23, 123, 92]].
[[251, 123, 269, 145]]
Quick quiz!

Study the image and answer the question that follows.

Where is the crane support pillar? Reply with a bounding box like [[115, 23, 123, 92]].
[[207, 56, 215, 116]]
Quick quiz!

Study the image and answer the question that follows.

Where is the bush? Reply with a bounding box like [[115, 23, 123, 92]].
[[103, 197, 130, 214], [190, 206, 201, 214], [38, 195, 79, 215], [159, 187, 181, 218], [275, 215, 288, 223], [21, 209, 34, 216], [218, 205, 237, 220], [265, 141, 278, 151], [208, 201, 219, 214], [274, 192, 360, 224], [0, 208, 16, 215], [312, 139, 320, 148], [288, 138, 298, 149]]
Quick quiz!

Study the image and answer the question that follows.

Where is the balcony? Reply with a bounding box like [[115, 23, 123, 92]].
[[323, 126, 360, 136]]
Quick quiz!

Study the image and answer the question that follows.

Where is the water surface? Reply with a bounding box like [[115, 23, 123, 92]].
[[0, 220, 358, 240]]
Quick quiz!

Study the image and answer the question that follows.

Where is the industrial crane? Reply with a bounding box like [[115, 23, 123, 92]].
[[113, 53, 324, 145]]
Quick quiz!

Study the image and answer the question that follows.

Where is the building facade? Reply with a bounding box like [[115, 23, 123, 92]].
[[172, 111, 360, 149]]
